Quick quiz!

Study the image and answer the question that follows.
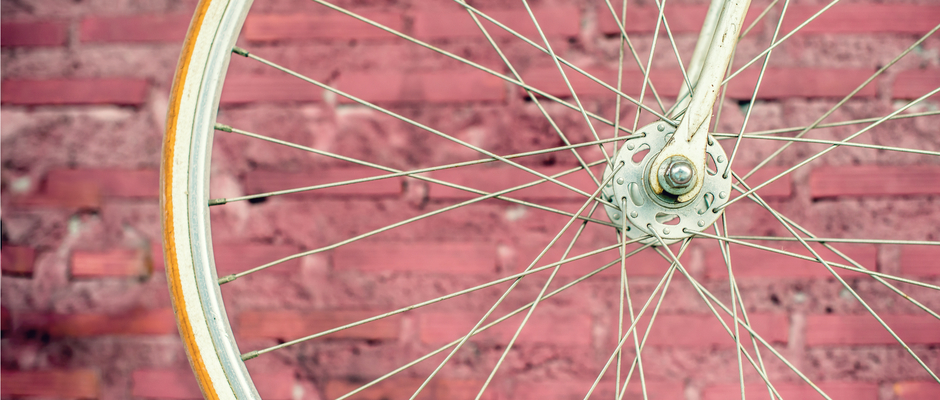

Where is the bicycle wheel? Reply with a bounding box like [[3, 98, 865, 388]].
[[163, 0, 940, 398]]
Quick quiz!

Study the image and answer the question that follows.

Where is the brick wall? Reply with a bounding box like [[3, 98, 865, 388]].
[[2, 0, 939, 399]]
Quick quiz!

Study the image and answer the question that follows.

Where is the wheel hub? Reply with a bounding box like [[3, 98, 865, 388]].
[[601, 122, 732, 245]]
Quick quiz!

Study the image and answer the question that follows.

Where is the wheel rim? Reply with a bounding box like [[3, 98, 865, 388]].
[[163, 0, 940, 398]]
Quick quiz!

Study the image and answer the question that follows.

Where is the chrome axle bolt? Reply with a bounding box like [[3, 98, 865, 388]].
[[657, 155, 696, 196]]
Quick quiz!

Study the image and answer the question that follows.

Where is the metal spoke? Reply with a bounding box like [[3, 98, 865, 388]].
[[220, 160, 614, 284], [462, 4, 602, 187], [723, 0, 792, 179], [331, 247, 649, 400], [715, 218, 746, 399], [714, 110, 940, 137], [408, 164, 624, 400], [602, 0, 668, 115], [727, 236, 940, 246], [616, 198, 649, 400], [713, 133, 940, 157], [718, 86, 940, 211], [630, 0, 668, 132], [649, 231, 819, 400], [235, 49, 619, 209], [211, 132, 641, 205], [740, 23, 940, 180]]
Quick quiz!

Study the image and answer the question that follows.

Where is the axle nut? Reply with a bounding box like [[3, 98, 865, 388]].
[[658, 155, 695, 196]]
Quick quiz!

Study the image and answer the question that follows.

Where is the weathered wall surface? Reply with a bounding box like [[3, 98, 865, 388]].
[[2, 0, 939, 399]]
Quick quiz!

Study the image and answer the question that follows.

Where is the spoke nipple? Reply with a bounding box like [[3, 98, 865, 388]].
[[208, 198, 228, 206], [232, 46, 250, 57], [218, 274, 237, 285], [241, 351, 259, 361], [214, 123, 233, 132]]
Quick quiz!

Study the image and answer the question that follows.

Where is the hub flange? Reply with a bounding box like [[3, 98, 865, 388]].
[[601, 122, 732, 245]]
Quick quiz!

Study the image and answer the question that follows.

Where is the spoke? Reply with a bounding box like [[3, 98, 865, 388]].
[[618, 198, 649, 400], [723, 0, 792, 179], [630, 0, 668, 132], [648, 232, 818, 400], [211, 132, 640, 205], [715, 110, 940, 137], [235, 49, 621, 210], [715, 218, 746, 399], [221, 160, 615, 284], [721, 0, 841, 86], [727, 236, 940, 246], [332, 247, 649, 400], [602, 0, 668, 115], [215, 123, 619, 227], [718, 86, 940, 210], [408, 164, 624, 400], [462, 4, 602, 187], [713, 133, 940, 157], [521, 0, 614, 168], [741, 23, 940, 180], [650, 0, 695, 99], [722, 175, 940, 383]]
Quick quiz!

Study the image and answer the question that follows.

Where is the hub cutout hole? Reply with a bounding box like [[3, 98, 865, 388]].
[[632, 144, 650, 164], [706, 152, 717, 176], [655, 212, 680, 225]]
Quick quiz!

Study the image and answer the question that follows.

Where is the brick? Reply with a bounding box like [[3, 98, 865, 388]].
[[513, 379, 685, 400], [0, 369, 100, 399], [244, 168, 402, 199], [220, 75, 327, 104], [704, 243, 877, 279], [510, 240, 670, 279], [783, 5, 940, 34], [1, 20, 68, 47], [333, 242, 496, 274], [810, 165, 940, 199], [0, 78, 149, 106], [1, 245, 36, 277], [893, 69, 940, 100], [47, 169, 159, 198], [418, 311, 592, 346], [703, 381, 878, 400], [19, 308, 176, 337], [732, 166, 792, 199], [71, 248, 152, 278], [244, 11, 404, 41], [132, 369, 294, 400], [894, 381, 940, 400], [236, 310, 399, 341], [597, 5, 763, 35], [80, 14, 190, 43], [1, 306, 11, 337], [725, 68, 877, 100], [428, 166, 596, 201], [336, 70, 506, 104], [805, 315, 940, 346], [638, 313, 788, 347], [325, 378, 496, 400], [520, 67, 682, 99], [8, 180, 101, 210], [413, 6, 579, 41], [900, 246, 940, 277]]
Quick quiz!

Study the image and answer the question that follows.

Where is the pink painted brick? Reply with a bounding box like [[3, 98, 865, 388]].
[[510, 240, 671, 278], [783, 5, 940, 34], [204, 243, 302, 276], [220, 75, 327, 104], [0, 78, 149, 106], [326, 378, 497, 400], [805, 315, 940, 346], [335, 70, 505, 104], [419, 310, 592, 346], [1, 369, 100, 399], [900, 246, 940, 278], [413, 6, 579, 41], [132, 369, 294, 400], [334, 242, 497, 274], [726, 68, 877, 99], [236, 310, 399, 341], [597, 5, 763, 35], [520, 67, 682, 99], [243, 168, 402, 199], [731, 166, 793, 199], [1, 20, 68, 47], [639, 313, 788, 347], [704, 381, 878, 400], [18, 308, 176, 337], [704, 243, 877, 279], [810, 165, 940, 199], [428, 166, 595, 201], [1, 245, 36, 277], [513, 379, 684, 400], [1, 306, 11, 337], [894, 381, 940, 400], [80, 14, 190, 43], [893, 69, 940, 100], [46, 169, 159, 199], [244, 11, 404, 41], [70, 248, 152, 279]]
